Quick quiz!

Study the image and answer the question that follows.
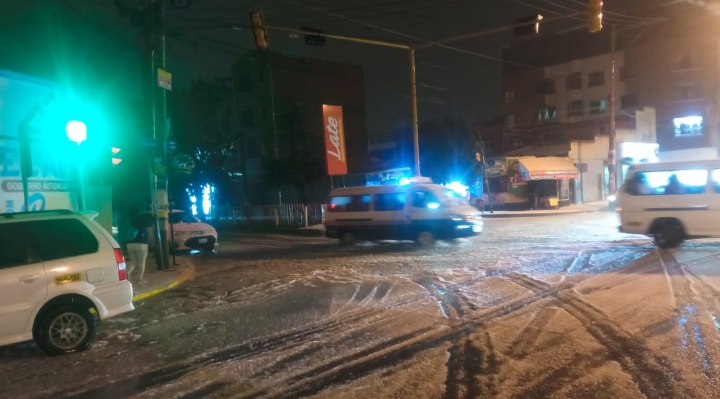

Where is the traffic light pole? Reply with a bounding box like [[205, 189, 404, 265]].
[[261, 11, 587, 179], [152, 0, 169, 270], [608, 24, 617, 196]]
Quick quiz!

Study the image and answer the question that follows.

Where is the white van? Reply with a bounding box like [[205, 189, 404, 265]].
[[618, 159, 720, 248], [324, 181, 483, 245]]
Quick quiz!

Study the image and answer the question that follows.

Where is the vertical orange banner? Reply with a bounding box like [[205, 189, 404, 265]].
[[322, 105, 348, 175]]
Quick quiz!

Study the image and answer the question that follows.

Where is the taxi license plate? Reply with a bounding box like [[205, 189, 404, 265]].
[[55, 273, 82, 285], [199, 238, 208, 244]]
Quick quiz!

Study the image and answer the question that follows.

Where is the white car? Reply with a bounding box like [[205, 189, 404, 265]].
[[0, 210, 134, 355], [167, 210, 218, 251]]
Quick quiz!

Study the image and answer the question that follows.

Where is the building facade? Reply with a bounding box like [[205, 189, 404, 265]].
[[232, 51, 368, 204]]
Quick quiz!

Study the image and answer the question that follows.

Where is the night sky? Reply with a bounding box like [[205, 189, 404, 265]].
[[1, 0, 655, 135]]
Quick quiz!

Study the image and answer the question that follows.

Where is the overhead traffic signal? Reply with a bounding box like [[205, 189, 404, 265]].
[[250, 11, 269, 50], [111, 147, 122, 165], [588, 0, 603, 33], [514, 14, 543, 36]]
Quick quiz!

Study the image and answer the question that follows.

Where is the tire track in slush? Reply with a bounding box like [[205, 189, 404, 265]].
[[62, 247, 650, 399], [505, 271, 692, 399], [659, 250, 720, 392]]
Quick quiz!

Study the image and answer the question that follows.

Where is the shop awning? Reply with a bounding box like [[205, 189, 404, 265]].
[[518, 157, 579, 180]]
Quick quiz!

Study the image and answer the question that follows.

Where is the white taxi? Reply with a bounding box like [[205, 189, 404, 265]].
[[0, 210, 133, 355]]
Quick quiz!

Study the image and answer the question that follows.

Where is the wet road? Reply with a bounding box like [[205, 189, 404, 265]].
[[3, 212, 720, 398]]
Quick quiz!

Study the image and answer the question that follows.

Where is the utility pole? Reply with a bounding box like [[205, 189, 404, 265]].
[[608, 24, 617, 196], [409, 49, 421, 176], [154, 0, 170, 270]]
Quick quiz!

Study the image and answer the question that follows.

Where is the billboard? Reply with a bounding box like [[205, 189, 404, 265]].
[[0, 70, 77, 213], [322, 105, 348, 175]]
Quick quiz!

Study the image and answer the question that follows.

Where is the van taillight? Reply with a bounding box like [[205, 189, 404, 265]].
[[114, 249, 127, 281]]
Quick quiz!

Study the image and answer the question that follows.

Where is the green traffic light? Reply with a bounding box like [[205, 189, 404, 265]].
[[65, 120, 87, 144]]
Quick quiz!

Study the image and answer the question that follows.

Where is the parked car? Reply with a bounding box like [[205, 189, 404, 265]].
[[0, 210, 133, 355], [147, 210, 218, 251]]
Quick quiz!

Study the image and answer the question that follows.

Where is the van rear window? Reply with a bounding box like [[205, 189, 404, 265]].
[[328, 195, 371, 212]]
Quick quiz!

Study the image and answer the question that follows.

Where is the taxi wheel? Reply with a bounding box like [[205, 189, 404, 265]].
[[416, 231, 435, 246], [36, 306, 95, 356]]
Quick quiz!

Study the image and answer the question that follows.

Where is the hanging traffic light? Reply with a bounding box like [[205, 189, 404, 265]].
[[111, 147, 122, 165], [249, 11, 269, 50], [514, 14, 543, 36], [588, 0, 603, 33]]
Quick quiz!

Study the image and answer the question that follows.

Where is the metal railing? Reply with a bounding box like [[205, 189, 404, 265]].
[[203, 203, 324, 227]]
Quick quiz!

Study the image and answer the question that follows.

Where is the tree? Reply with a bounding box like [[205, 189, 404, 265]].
[[419, 117, 475, 184], [169, 78, 242, 215]]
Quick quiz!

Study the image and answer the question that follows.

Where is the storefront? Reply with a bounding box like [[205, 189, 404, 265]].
[[482, 157, 578, 210]]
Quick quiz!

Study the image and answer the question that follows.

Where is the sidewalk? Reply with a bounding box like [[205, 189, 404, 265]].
[[479, 200, 610, 218], [125, 251, 196, 301]]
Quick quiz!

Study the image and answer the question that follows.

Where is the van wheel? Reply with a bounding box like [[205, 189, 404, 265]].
[[339, 232, 356, 247], [35, 306, 95, 355], [416, 231, 435, 246], [653, 219, 685, 249]]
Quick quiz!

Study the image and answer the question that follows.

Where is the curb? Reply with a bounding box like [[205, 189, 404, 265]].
[[132, 258, 196, 302]]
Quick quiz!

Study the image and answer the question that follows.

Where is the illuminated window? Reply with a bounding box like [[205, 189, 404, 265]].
[[626, 169, 708, 195], [537, 106, 557, 120], [674, 116, 703, 137], [589, 99, 606, 114]]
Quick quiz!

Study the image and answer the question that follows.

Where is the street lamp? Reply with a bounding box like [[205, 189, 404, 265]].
[[66, 120, 87, 211]]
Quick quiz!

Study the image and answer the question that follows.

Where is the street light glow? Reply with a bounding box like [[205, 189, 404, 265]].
[[65, 120, 87, 144]]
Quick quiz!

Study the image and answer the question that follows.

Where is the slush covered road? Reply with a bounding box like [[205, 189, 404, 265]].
[[3, 213, 720, 399]]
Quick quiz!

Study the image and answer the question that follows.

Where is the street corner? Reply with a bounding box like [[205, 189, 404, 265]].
[[132, 256, 197, 302]]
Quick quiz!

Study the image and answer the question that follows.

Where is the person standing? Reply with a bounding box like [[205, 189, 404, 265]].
[[126, 214, 150, 284]]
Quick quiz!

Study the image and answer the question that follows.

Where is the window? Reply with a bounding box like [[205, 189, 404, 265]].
[[568, 100, 584, 117], [258, 70, 265, 84], [374, 193, 406, 211], [0, 223, 30, 268], [504, 90, 515, 103], [169, 212, 196, 224], [712, 169, 720, 193], [674, 116, 703, 137], [589, 99, 606, 114], [588, 71, 605, 87], [504, 114, 515, 127], [25, 219, 99, 261], [625, 169, 708, 195], [537, 106, 557, 120], [567, 72, 582, 91], [236, 74, 251, 93], [412, 191, 440, 208], [677, 53, 693, 69], [621, 93, 639, 109], [674, 85, 702, 101], [535, 79, 555, 95], [240, 109, 254, 128], [328, 195, 371, 212]]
